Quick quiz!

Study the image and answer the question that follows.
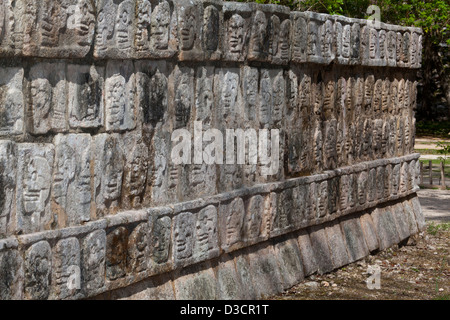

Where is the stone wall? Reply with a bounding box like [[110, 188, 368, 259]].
[[0, 0, 424, 300]]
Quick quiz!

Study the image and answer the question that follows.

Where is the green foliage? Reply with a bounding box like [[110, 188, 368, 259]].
[[416, 120, 450, 138], [427, 222, 450, 236], [436, 141, 450, 164]]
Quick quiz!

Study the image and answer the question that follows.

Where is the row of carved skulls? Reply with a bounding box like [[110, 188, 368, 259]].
[[0, 161, 420, 300], [0, 0, 421, 66]]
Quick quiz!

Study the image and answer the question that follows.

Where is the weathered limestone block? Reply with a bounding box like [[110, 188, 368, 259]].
[[242, 194, 266, 244], [171, 65, 194, 129], [127, 222, 150, 274], [173, 211, 195, 267], [51, 237, 81, 300], [247, 244, 283, 298], [216, 254, 245, 300], [233, 252, 257, 299], [202, 1, 223, 60], [273, 238, 304, 290], [24, 241, 52, 300], [176, 0, 203, 61], [0, 249, 24, 300], [149, 211, 172, 273], [37, 0, 95, 58], [94, 0, 136, 59], [359, 212, 380, 252], [402, 201, 419, 236], [15, 143, 54, 234], [106, 226, 129, 280], [93, 134, 124, 217], [121, 134, 149, 209], [0, 141, 16, 238], [324, 220, 350, 269], [135, 61, 170, 126], [290, 12, 308, 63], [193, 205, 219, 262], [371, 207, 400, 250], [340, 215, 369, 262], [173, 262, 218, 299], [219, 197, 245, 252], [67, 64, 104, 130], [410, 196, 425, 231], [0, 67, 24, 136], [105, 61, 136, 132], [145, 130, 171, 206], [81, 230, 106, 296], [392, 203, 411, 241], [52, 134, 92, 227], [147, 0, 178, 59], [223, 2, 252, 62], [308, 225, 334, 274], [28, 62, 67, 134]]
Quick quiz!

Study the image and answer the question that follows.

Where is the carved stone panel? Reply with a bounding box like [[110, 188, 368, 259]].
[[94, 0, 135, 59], [28, 62, 67, 134], [127, 222, 150, 274], [34, 0, 96, 58], [0, 67, 24, 136], [172, 66, 194, 129], [215, 68, 240, 126], [291, 13, 307, 63], [81, 230, 106, 295], [121, 136, 149, 209], [0, 141, 16, 238], [242, 66, 259, 124], [24, 241, 52, 300], [0, 249, 24, 300], [106, 226, 129, 280], [67, 64, 104, 129], [105, 61, 136, 132], [149, 214, 172, 266], [220, 197, 245, 250], [194, 205, 219, 261], [93, 134, 124, 217], [223, 3, 251, 62], [52, 134, 92, 227], [202, 3, 223, 60], [243, 195, 265, 242], [173, 211, 195, 265], [52, 237, 81, 299], [248, 10, 268, 62], [176, 0, 203, 61], [148, 0, 178, 59], [16, 143, 54, 234]]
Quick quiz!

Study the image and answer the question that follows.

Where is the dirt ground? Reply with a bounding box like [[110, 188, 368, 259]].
[[269, 189, 450, 300], [270, 223, 449, 300]]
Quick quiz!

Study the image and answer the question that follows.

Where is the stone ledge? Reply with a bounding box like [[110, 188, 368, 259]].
[[90, 195, 424, 300]]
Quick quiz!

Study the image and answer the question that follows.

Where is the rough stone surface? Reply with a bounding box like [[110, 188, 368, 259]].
[[0, 1, 423, 300]]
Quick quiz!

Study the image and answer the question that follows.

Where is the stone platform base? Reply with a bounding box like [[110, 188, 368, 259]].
[[93, 195, 425, 300]]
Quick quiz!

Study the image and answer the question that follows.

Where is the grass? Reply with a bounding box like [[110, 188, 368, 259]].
[[427, 222, 450, 236], [415, 149, 443, 155], [434, 295, 450, 300]]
